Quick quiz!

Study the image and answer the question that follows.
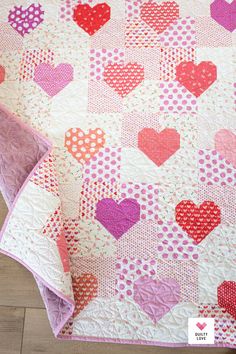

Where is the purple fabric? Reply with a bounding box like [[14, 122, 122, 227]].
[[0, 105, 73, 335], [95, 198, 140, 239], [35, 276, 73, 335], [0, 105, 48, 206], [211, 0, 236, 32]]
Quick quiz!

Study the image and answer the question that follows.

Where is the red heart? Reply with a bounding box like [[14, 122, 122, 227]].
[[104, 62, 144, 97], [138, 128, 180, 166], [175, 200, 221, 244], [176, 61, 217, 97], [72, 273, 98, 317], [73, 3, 110, 36], [140, 1, 179, 33], [218, 281, 236, 320], [0, 65, 5, 84]]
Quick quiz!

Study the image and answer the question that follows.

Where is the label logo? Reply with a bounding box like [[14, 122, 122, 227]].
[[188, 318, 214, 344]]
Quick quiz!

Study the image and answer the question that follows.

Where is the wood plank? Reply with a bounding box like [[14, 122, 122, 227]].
[[22, 309, 234, 354], [0, 306, 24, 354], [0, 254, 44, 308], [0, 193, 7, 226], [22, 309, 77, 354]]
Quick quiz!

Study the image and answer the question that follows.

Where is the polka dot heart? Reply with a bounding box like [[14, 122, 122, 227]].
[[8, 3, 44, 37], [198, 149, 236, 187], [160, 81, 197, 113], [65, 128, 105, 164], [89, 48, 125, 80]]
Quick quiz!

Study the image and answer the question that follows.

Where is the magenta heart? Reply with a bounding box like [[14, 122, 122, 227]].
[[95, 198, 140, 239], [34, 63, 74, 97], [134, 276, 180, 323], [211, 0, 236, 32], [8, 3, 44, 37]]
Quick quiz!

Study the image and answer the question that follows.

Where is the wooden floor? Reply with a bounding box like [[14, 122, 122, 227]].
[[0, 194, 234, 354]]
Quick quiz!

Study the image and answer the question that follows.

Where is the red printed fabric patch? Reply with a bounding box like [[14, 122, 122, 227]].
[[218, 281, 236, 320], [176, 61, 217, 97], [140, 1, 179, 33], [72, 273, 98, 317], [73, 3, 111, 35], [175, 200, 221, 244], [104, 63, 145, 97]]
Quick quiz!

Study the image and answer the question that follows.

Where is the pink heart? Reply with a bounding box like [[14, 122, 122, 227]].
[[134, 276, 180, 323], [196, 322, 207, 331], [8, 3, 44, 37], [215, 129, 236, 168], [138, 128, 180, 166], [34, 63, 73, 97], [95, 198, 140, 239]]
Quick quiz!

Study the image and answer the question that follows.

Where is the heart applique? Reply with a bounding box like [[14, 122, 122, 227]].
[[95, 198, 140, 239], [138, 128, 180, 166], [218, 281, 236, 320], [65, 128, 105, 164], [175, 200, 221, 244], [104, 63, 144, 97], [140, 1, 179, 34], [34, 63, 73, 96], [211, 0, 236, 32], [176, 61, 217, 97], [8, 3, 44, 37], [196, 322, 207, 331], [215, 129, 236, 168], [72, 273, 98, 318], [73, 3, 110, 35], [0, 66, 5, 84], [134, 276, 180, 323]]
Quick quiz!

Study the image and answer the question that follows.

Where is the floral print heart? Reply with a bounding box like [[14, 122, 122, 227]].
[[8, 3, 44, 37], [134, 276, 180, 323], [65, 128, 105, 164], [72, 273, 98, 318], [176, 61, 217, 97]]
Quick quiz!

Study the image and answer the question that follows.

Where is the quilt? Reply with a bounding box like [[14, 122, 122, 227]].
[[0, 0, 236, 348]]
